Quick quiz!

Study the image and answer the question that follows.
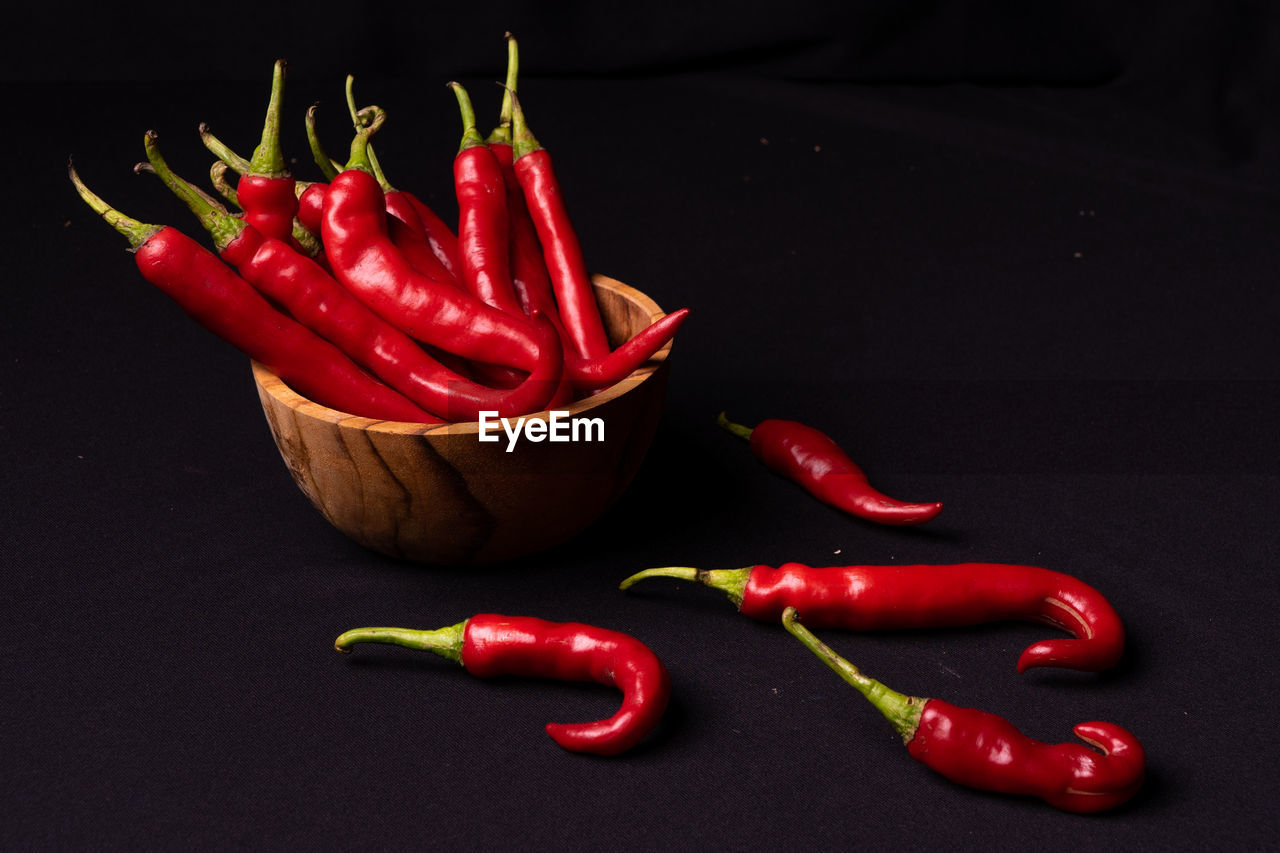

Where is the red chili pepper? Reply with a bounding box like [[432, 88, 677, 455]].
[[342, 80, 462, 287], [69, 161, 437, 424], [448, 81, 524, 315], [509, 90, 612, 360], [294, 177, 326, 236], [295, 176, 457, 286], [208, 160, 322, 260], [486, 34, 563, 327], [199, 61, 299, 247], [781, 608, 1145, 813], [620, 562, 1124, 673], [322, 107, 688, 391], [143, 134, 562, 421], [718, 413, 943, 525], [334, 614, 670, 756]]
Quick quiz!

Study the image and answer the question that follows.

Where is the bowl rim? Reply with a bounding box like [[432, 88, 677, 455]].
[[251, 274, 672, 436]]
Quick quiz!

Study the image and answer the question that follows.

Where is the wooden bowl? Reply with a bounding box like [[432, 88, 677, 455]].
[[252, 275, 673, 565]]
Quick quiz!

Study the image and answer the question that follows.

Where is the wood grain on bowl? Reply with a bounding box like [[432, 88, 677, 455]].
[[253, 275, 673, 564]]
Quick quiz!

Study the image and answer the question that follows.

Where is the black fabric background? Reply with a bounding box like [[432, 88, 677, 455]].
[[4, 2, 1279, 849]]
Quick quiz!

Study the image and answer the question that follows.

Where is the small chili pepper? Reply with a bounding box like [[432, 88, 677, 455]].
[[718, 412, 943, 525], [448, 81, 524, 315], [781, 607, 1144, 813], [69, 160, 436, 424], [334, 614, 670, 756], [322, 106, 688, 391], [509, 89, 612, 360], [198, 61, 298, 247], [202, 159, 322, 259], [142, 134, 562, 421], [620, 562, 1124, 672]]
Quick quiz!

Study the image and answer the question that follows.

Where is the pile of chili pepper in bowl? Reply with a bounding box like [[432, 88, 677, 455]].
[[69, 37, 688, 563]]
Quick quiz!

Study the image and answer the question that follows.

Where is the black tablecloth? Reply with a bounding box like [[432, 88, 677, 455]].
[[5, 5, 1278, 850]]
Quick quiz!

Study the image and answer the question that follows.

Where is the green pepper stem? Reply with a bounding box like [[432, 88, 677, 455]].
[[486, 32, 520, 146], [209, 160, 240, 208], [67, 159, 161, 250], [448, 82, 486, 153], [343, 104, 386, 173], [305, 103, 341, 181], [716, 411, 754, 441], [142, 131, 244, 251], [247, 59, 289, 178], [508, 87, 543, 160], [618, 566, 753, 608], [199, 123, 251, 175], [334, 621, 468, 664], [781, 607, 924, 742], [345, 77, 394, 191]]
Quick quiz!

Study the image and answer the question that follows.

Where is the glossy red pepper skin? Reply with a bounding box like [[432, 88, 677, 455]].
[[123, 226, 435, 423], [621, 562, 1125, 673], [490, 142, 563, 323], [385, 194, 459, 285], [237, 173, 298, 244], [907, 701, 1145, 813], [782, 608, 1144, 814], [463, 614, 670, 755], [401, 190, 461, 279], [513, 146, 612, 359], [454, 143, 524, 314], [221, 226, 561, 420], [323, 167, 687, 390], [335, 614, 670, 756], [296, 181, 326, 235], [322, 167, 551, 371], [298, 181, 458, 284], [732, 416, 942, 525]]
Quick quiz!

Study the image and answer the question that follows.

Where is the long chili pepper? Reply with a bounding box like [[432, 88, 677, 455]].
[[718, 412, 943, 525], [620, 562, 1125, 673], [781, 608, 1144, 813], [448, 81, 523, 315], [322, 106, 688, 390], [487, 36, 566, 336], [198, 60, 298, 246], [69, 161, 436, 424], [143, 134, 562, 421], [508, 90, 612, 360], [335, 614, 670, 756]]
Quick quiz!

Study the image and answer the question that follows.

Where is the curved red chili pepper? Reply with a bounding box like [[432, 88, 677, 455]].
[[322, 109, 687, 391], [509, 90, 613, 360], [782, 608, 1145, 813], [334, 614, 670, 756], [620, 562, 1125, 673], [142, 136, 563, 421], [296, 178, 459, 286], [344, 76, 461, 280], [718, 413, 943, 525], [69, 161, 436, 424]]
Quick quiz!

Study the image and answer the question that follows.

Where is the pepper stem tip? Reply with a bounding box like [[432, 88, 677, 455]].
[[716, 411, 754, 441]]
